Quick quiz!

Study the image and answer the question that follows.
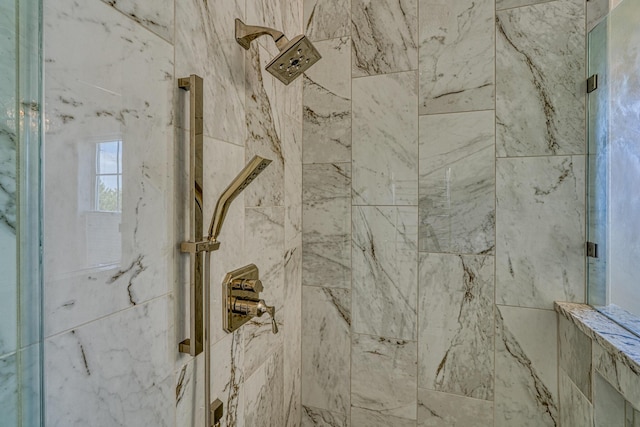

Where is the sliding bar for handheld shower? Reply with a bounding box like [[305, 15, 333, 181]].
[[178, 74, 220, 357]]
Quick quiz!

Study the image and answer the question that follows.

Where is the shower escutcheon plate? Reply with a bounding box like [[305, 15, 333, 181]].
[[222, 264, 278, 334]]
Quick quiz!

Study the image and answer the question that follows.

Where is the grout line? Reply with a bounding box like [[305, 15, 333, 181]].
[[43, 292, 171, 341]]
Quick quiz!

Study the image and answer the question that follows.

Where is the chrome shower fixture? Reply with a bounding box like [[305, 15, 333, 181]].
[[235, 18, 322, 85], [208, 155, 272, 242]]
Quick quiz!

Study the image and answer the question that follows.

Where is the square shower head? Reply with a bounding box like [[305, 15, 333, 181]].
[[265, 35, 322, 85]]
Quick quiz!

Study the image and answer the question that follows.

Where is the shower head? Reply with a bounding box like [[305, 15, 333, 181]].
[[235, 18, 321, 85], [208, 155, 272, 242]]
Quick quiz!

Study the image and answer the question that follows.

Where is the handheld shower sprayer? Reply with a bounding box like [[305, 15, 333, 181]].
[[208, 155, 272, 242], [235, 18, 321, 85]]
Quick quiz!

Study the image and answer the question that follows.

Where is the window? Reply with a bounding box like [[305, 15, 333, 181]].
[[95, 140, 122, 212]]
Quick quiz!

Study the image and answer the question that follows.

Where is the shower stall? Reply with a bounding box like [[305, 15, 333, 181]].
[[2, 0, 621, 425]]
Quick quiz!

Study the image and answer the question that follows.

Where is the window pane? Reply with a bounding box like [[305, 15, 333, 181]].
[[97, 141, 119, 174], [97, 175, 120, 211]]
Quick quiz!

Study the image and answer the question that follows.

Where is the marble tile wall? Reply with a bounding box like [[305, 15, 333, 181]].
[[557, 305, 640, 427], [302, 0, 586, 426], [42, 0, 303, 425]]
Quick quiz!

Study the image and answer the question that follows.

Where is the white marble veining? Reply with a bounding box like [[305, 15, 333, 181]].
[[418, 254, 494, 400], [353, 206, 418, 341], [352, 72, 418, 206], [555, 303, 640, 410], [100, 0, 174, 42], [495, 305, 558, 426], [303, 37, 351, 164], [244, 345, 285, 427], [176, 0, 246, 145], [243, 207, 285, 378], [594, 372, 625, 427], [0, 226, 16, 357], [283, 216, 302, 427], [559, 369, 593, 427], [45, 297, 173, 426], [302, 286, 351, 415], [304, 0, 351, 41], [0, 353, 17, 426], [303, 163, 351, 289], [418, 111, 495, 254], [44, 0, 174, 336], [351, 406, 417, 427], [175, 331, 245, 427], [0, 0, 16, 240], [496, 156, 585, 309], [496, 0, 585, 156], [245, 46, 286, 207], [351, 334, 417, 420], [351, 0, 418, 77], [559, 314, 591, 400], [302, 405, 349, 427], [417, 388, 493, 427], [419, 0, 494, 115]]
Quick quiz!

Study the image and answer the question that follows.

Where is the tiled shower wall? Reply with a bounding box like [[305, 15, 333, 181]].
[[301, 0, 587, 425], [43, 0, 302, 425]]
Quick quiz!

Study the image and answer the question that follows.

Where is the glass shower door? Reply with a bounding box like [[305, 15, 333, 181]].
[[0, 0, 43, 425]]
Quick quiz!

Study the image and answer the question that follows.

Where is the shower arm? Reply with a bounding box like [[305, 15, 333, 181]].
[[235, 18, 290, 51]]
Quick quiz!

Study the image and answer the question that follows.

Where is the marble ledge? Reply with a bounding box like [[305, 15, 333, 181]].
[[555, 302, 640, 380]]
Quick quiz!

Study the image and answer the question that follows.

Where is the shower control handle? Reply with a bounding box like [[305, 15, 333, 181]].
[[230, 297, 278, 334]]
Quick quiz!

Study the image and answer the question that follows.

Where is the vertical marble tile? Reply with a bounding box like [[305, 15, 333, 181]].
[[418, 254, 494, 400], [244, 345, 285, 427], [352, 72, 418, 206], [284, 235, 302, 427], [304, 0, 351, 41], [559, 369, 594, 427], [45, 297, 174, 426], [496, 0, 585, 156], [417, 388, 494, 427], [495, 305, 558, 427], [559, 315, 592, 400], [44, 0, 174, 336], [0, 0, 16, 268], [419, 0, 495, 114], [0, 226, 16, 356], [496, 156, 585, 309], [418, 111, 495, 254], [302, 163, 351, 289], [243, 207, 285, 378], [351, 0, 418, 77], [0, 353, 17, 427], [303, 37, 351, 164], [175, 331, 245, 427], [245, 46, 285, 207], [351, 334, 417, 420], [593, 342, 640, 410], [176, 0, 245, 144], [594, 372, 625, 427], [100, 0, 174, 41], [302, 405, 349, 427], [302, 286, 351, 415], [352, 206, 418, 341], [351, 406, 417, 427]]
